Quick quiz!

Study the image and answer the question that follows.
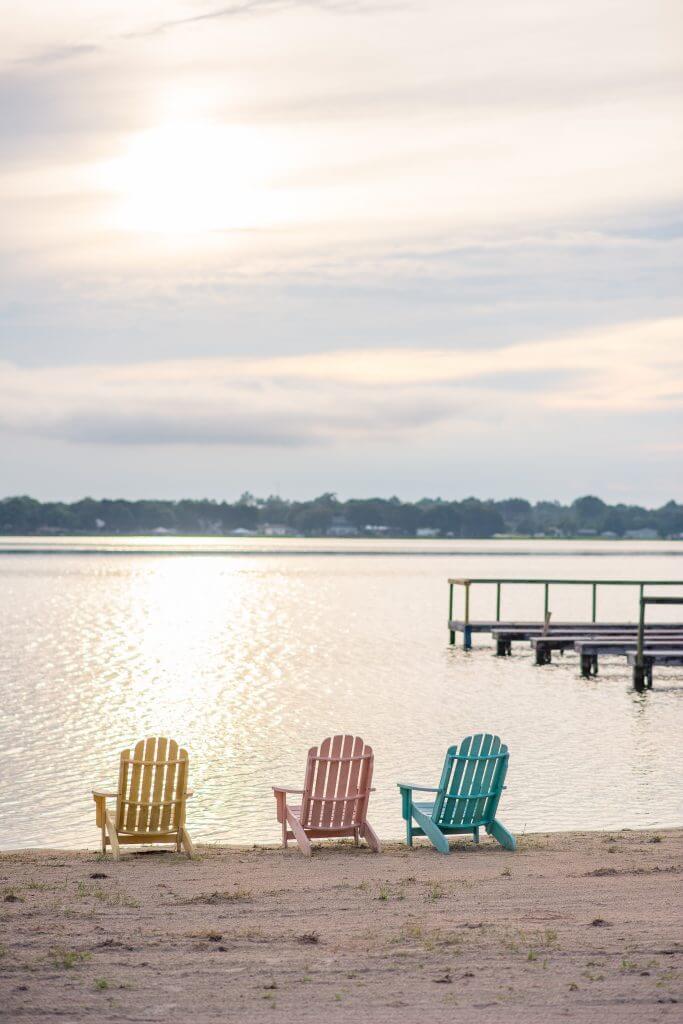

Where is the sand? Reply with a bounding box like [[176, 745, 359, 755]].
[[1, 828, 681, 1023]]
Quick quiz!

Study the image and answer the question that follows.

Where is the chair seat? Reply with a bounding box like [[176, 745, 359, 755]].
[[414, 800, 436, 816]]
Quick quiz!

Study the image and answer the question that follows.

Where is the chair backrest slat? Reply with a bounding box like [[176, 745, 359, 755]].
[[300, 735, 373, 830], [433, 734, 508, 829], [116, 737, 188, 834]]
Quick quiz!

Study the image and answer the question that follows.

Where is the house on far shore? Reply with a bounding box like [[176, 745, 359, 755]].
[[327, 515, 358, 537], [416, 527, 440, 538], [229, 527, 258, 537], [261, 523, 297, 537], [624, 527, 658, 540]]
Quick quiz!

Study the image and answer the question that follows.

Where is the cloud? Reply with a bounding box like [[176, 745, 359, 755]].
[[0, 318, 680, 447], [14, 44, 101, 67], [127, 0, 392, 38]]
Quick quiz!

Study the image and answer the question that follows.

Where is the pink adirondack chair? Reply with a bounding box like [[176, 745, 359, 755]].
[[273, 735, 381, 856]]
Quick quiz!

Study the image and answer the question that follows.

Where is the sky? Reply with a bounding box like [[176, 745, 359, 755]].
[[1, 1, 682, 505]]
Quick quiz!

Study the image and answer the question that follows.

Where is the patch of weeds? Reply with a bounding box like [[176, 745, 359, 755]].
[[501, 867, 512, 878], [581, 970, 604, 982], [298, 932, 319, 945], [621, 959, 639, 972], [94, 978, 109, 991], [377, 884, 390, 901], [334, 993, 342, 1002], [394, 920, 462, 951], [649, 835, 662, 844], [568, 982, 579, 991], [50, 948, 92, 969], [527, 949, 537, 962], [544, 929, 558, 946], [395, 921, 423, 943], [24, 879, 55, 893], [185, 888, 252, 905], [426, 882, 444, 901], [590, 918, 611, 927]]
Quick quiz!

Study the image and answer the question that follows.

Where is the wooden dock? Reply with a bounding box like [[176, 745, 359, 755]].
[[447, 578, 683, 690]]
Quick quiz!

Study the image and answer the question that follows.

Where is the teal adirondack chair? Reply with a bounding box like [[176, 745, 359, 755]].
[[397, 734, 516, 853]]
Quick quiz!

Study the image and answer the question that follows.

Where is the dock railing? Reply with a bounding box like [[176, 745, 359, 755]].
[[448, 578, 683, 648], [634, 594, 683, 690]]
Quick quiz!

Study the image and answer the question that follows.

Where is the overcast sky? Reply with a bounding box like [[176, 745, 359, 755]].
[[1, 1, 681, 504]]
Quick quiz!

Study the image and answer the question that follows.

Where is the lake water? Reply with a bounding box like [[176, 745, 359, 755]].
[[1, 537, 682, 849]]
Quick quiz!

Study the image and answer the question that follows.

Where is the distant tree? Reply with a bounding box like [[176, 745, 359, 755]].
[[572, 495, 607, 527], [496, 498, 533, 531]]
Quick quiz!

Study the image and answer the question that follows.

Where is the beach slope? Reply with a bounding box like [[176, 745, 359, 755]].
[[1, 828, 681, 1022]]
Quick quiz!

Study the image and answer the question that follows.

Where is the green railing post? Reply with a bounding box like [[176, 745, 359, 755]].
[[634, 588, 646, 691], [543, 582, 549, 619], [592, 583, 597, 623], [448, 582, 455, 645], [496, 582, 501, 621], [463, 581, 472, 650]]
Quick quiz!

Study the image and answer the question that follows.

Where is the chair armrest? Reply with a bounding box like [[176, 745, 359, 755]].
[[396, 783, 441, 793], [185, 789, 194, 798], [273, 786, 303, 825], [92, 789, 118, 799]]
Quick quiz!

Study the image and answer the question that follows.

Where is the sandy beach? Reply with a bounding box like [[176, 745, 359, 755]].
[[1, 828, 680, 1023]]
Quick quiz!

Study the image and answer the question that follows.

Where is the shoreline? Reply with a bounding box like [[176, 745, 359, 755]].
[[2, 828, 681, 1022], [4, 820, 683, 854]]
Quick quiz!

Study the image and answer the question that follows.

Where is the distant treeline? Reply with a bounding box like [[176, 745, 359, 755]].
[[1, 493, 682, 539]]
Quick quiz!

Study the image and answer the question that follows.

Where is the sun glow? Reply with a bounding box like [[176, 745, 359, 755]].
[[101, 122, 293, 233]]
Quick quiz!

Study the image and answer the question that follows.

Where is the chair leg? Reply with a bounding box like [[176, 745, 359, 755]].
[[486, 818, 516, 851], [473, 827, 479, 844], [411, 805, 450, 854], [405, 821, 413, 847], [359, 821, 381, 854], [282, 820, 288, 849], [104, 811, 120, 861], [286, 809, 312, 857], [353, 828, 360, 847], [179, 827, 195, 859]]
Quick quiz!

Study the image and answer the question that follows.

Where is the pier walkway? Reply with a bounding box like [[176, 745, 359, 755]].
[[447, 578, 683, 690]]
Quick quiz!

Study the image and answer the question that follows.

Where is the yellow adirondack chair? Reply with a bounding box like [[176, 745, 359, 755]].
[[92, 737, 194, 860]]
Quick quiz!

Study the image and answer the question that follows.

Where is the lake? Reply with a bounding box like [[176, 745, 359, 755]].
[[1, 537, 681, 849]]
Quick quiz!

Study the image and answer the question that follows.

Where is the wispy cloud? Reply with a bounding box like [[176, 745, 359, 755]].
[[13, 44, 101, 67], [127, 0, 392, 39], [1, 319, 680, 447]]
